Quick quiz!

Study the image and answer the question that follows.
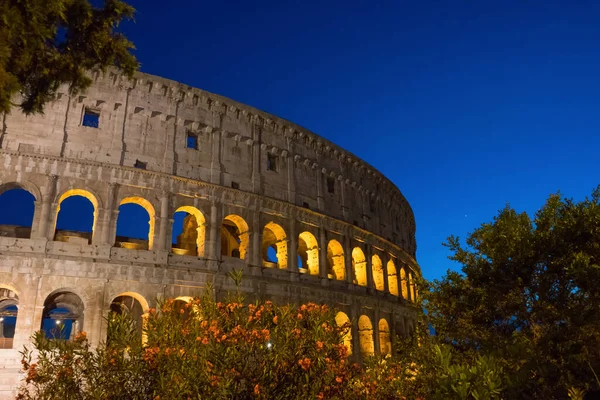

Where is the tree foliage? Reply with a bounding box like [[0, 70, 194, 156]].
[[0, 0, 138, 115], [424, 186, 600, 398]]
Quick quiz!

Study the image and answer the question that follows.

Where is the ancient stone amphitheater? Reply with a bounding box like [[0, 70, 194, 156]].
[[0, 70, 420, 398]]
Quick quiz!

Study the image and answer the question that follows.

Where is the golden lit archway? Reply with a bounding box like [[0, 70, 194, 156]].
[[327, 240, 345, 280], [352, 247, 367, 287], [221, 214, 249, 260], [172, 206, 206, 256], [109, 292, 149, 344], [387, 259, 399, 297], [298, 231, 319, 275], [400, 267, 409, 300], [0, 184, 37, 239], [116, 197, 156, 250], [358, 315, 374, 356], [372, 254, 384, 291], [379, 318, 391, 355], [54, 189, 99, 244], [335, 311, 352, 355], [262, 222, 288, 269]]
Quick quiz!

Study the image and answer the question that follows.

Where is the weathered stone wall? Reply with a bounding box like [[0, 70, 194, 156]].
[[0, 70, 420, 398]]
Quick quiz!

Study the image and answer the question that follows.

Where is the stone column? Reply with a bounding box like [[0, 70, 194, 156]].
[[318, 226, 328, 281], [344, 231, 354, 286], [316, 167, 324, 210], [251, 210, 262, 268], [365, 243, 374, 291], [207, 201, 220, 261], [157, 191, 170, 251], [35, 175, 58, 239], [251, 121, 261, 194], [287, 216, 299, 280], [94, 182, 116, 245], [0, 318, 4, 339], [373, 309, 381, 355], [286, 135, 296, 204], [340, 179, 349, 220], [210, 128, 222, 185]]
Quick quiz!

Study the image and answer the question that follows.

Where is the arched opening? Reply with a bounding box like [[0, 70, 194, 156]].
[[0, 185, 36, 238], [387, 259, 399, 297], [298, 231, 319, 275], [115, 197, 155, 250], [335, 311, 352, 355], [352, 247, 367, 287], [400, 267, 410, 301], [327, 240, 345, 280], [262, 222, 287, 269], [379, 318, 391, 355], [171, 206, 206, 256], [41, 291, 84, 340], [53, 189, 98, 244], [173, 298, 192, 321], [0, 288, 18, 349], [358, 315, 374, 357], [372, 254, 384, 291], [221, 214, 249, 260], [109, 293, 148, 341]]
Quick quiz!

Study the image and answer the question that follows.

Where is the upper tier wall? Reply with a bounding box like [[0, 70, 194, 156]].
[[0, 70, 416, 257]]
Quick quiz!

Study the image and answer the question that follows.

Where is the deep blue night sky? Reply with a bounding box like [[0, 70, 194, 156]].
[[4, 0, 600, 281]]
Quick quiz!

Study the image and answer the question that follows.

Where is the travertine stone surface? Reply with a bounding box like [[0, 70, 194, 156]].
[[0, 70, 420, 399]]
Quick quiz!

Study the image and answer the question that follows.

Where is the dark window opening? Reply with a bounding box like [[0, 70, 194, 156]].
[[267, 154, 278, 172], [369, 198, 376, 213], [231, 181, 240, 190], [326, 177, 335, 194], [82, 108, 100, 128], [302, 202, 310, 209], [134, 160, 147, 170], [186, 131, 198, 150]]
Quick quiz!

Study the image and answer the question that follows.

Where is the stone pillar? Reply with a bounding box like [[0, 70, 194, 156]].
[[210, 128, 222, 185], [340, 179, 349, 220], [373, 309, 381, 355], [344, 232, 354, 286], [251, 211, 262, 267], [287, 216, 299, 280], [157, 191, 170, 250], [251, 121, 261, 194], [365, 243, 374, 290], [316, 167, 324, 210], [0, 318, 4, 339], [318, 226, 328, 281], [35, 175, 58, 239], [207, 202, 220, 261], [286, 135, 296, 204]]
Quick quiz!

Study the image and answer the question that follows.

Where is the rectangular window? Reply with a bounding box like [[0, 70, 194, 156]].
[[186, 131, 198, 149], [267, 153, 278, 172], [231, 181, 240, 190], [369, 198, 376, 213], [82, 108, 100, 128], [134, 160, 147, 170], [302, 202, 310, 209], [326, 177, 335, 194]]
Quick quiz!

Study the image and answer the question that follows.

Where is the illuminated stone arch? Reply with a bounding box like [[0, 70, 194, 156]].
[[0, 182, 38, 239], [109, 292, 149, 342], [379, 318, 391, 355], [115, 196, 156, 250], [352, 247, 367, 287], [171, 206, 206, 257], [335, 311, 352, 355], [53, 189, 100, 244], [372, 254, 384, 291], [221, 214, 249, 260], [298, 231, 319, 276], [0, 287, 19, 349], [41, 289, 85, 340], [387, 258, 399, 297], [262, 222, 288, 269], [400, 267, 409, 300], [358, 315, 374, 356], [327, 240, 345, 280]]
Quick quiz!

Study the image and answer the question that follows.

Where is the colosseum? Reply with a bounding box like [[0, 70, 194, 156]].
[[0, 70, 420, 397]]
